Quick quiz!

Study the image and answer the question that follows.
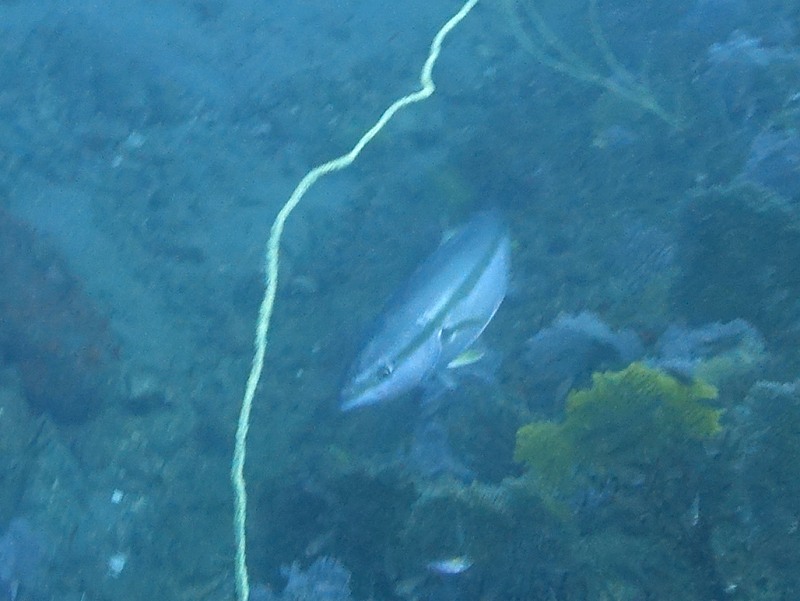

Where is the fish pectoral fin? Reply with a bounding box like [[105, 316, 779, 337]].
[[447, 346, 486, 369]]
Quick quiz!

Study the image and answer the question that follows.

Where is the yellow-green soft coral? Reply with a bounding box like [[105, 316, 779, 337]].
[[515, 363, 721, 490]]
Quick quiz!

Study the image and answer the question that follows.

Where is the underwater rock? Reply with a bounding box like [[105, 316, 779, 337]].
[[714, 380, 800, 598], [0, 518, 44, 601], [253, 467, 416, 601], [0, 381, 38, 528], [396, 480, 571, 601], [263, 557, 354, 601], [122, 368, 169, 415], [657, 319, 755, 361], [610, 219, 676, 292], [0, 208, 121, 422], [698, 30, 797, 129], [653, 319, 766, 389], [742, 128, 800, 202], [680, 0, 748, 41], [405, 420, 474, 484], [708, 30, 798, 67], [673, 183, 800, 342], [525, 312, 643, 413]]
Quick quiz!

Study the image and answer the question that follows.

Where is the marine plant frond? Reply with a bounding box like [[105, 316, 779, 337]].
[[565, 362, 721, 439], [502, 0, 682, 129], [515, 363, 722, 491]]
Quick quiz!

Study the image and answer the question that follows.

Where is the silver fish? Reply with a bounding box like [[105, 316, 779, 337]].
[[341, 210, 510, 411]]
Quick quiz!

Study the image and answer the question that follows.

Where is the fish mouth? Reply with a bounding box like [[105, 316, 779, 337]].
[[340, 375, 404, 411], [340, 396, 365, 412], [339, 375, 385, 411], [340, 388, 366, 412]]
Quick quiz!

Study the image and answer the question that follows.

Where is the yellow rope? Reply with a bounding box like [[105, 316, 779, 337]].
[[231, 1, 480, 599]]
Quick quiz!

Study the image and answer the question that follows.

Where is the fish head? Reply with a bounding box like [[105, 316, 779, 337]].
[[340, 334, 441, 411]]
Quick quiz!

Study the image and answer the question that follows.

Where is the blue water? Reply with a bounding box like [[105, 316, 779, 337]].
[[0, 0, 799, 599]]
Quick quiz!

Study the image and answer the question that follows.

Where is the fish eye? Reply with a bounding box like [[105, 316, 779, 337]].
[[378, 363, 394, 378]]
